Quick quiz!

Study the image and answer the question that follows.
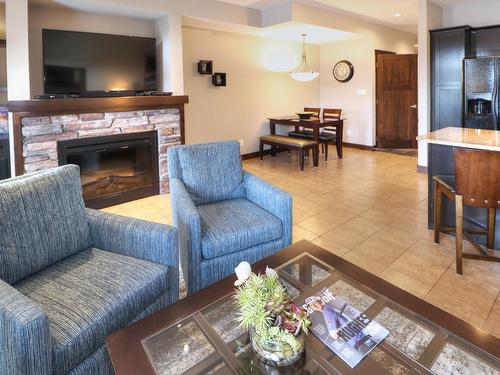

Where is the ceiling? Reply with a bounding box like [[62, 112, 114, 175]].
[[29, 0, 165, 19], [217, 0, 468, 34], [214, 0, 290, 9], [184, 18, 355, 44], [261, 22, 354, 44]]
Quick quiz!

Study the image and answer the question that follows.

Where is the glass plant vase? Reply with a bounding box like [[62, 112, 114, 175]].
[[249, 328, 305, 366]]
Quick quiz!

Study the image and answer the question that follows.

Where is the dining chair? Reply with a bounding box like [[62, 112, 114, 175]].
[[434, 148, 500, 274], [321, 108, 342, 154], [304, 107, 321, 117], [288, 107, 340, 161]]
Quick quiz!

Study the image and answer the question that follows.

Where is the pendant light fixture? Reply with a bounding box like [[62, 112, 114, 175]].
[[290, 34, 319, 82]]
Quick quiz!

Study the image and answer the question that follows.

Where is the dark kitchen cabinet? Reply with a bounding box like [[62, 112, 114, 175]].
[[430, 27, 471, 131], [0, 135, 10, 180]]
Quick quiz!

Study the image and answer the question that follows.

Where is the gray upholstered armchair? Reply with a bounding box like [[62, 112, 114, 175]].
[[0, 165, 179, 375], [168, 141, 292, 295]]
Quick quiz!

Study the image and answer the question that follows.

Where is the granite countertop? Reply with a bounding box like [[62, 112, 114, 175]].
[[416, 126, 500, 151]]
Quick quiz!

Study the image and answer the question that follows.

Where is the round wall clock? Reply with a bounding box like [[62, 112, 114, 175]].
[[333, 60, 354, 82]]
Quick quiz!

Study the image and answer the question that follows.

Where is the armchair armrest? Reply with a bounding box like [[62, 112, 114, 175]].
[[0, 280, 51, 375], [243, 171, 292, 245], [169, 178, 203, 294], [86, 209, 179, 303]]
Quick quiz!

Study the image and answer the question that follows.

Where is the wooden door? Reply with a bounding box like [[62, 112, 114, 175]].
[[376, 54, 418, 148]]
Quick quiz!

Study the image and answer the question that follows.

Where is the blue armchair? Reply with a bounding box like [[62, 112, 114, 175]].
[[168, 141, 292, 294], [0, 165, 179, 375]]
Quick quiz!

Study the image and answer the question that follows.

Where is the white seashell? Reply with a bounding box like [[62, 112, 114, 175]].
[[234, 261, 252, 286]]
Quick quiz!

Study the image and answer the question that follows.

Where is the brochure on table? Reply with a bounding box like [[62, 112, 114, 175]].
[[299, 287, 389, 368]]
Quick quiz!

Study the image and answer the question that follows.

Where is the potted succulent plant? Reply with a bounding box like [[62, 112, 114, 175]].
[[234, 262, 311, 366]]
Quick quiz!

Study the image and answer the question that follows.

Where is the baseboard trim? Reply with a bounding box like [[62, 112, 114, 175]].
[[342, 142, 375, 151], [241, 151, 260, 160], [417, 165, 428, 174]]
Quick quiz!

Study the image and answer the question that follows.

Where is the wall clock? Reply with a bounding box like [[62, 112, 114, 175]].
[[333, 60, 354, 82]]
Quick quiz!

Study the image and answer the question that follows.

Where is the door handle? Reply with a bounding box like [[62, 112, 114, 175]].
[[409, 104, 417, 109]]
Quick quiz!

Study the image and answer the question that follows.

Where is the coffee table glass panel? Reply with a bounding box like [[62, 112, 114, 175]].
[[107, 241, 500, 375]]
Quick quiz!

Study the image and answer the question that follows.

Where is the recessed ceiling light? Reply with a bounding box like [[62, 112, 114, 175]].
[[393, 13, 402, 17]]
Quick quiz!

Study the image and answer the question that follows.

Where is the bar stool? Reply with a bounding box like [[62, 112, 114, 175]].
[[434, 148, 500, 274]]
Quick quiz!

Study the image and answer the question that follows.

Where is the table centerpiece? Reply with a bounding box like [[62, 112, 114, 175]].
[[233, 262, 311, 366]]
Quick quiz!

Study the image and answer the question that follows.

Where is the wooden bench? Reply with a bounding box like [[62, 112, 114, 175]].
[[259, 135, 318, 171]]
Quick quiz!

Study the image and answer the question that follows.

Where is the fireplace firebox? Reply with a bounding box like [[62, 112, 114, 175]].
[[58, 131, 159, 209]]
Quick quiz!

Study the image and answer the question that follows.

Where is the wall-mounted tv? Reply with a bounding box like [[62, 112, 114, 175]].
[[43, 29, 157, 95]]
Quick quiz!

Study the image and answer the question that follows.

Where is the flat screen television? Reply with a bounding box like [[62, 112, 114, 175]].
[[43, 29, 157, 96]]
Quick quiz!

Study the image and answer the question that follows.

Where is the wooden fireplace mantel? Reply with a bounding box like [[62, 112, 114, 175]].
[[8, 95, 189, 114], [8, 95, 189, 176]]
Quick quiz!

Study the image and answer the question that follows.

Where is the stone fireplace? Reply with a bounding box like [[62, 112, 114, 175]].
[[58, 131, 159, 208], [8, 95, 188, 204]]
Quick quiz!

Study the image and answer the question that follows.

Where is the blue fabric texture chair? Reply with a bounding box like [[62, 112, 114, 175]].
[[168, 140, 292, 294], [0, 165, 179, 375]]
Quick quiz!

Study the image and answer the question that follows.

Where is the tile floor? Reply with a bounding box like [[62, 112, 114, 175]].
[[101, 148, 500, 339]]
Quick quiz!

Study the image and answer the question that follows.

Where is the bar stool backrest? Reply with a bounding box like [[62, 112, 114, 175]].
[[323, 108, 342, 120], [454, 148, 500, 208], [304, 107, 320, 118]]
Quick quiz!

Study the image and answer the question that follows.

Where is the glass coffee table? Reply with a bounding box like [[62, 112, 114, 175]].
[[106, 240, 500, 375]]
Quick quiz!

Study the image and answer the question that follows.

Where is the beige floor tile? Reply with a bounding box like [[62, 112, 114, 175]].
[[321, 218, 378, 250], [342, 250, 387, 276], [483, 293, 500, 338], [348, 228, 418, 269], [381, 240, 455, 298], [311, 236, 350, 256], [292, 225, 319, 243], [296, 207, 355, 235], [293, 207, 313, 224], [425, 260, 500, 329]]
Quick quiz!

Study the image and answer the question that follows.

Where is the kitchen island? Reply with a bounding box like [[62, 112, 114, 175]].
[[417, 127, 500, 248]]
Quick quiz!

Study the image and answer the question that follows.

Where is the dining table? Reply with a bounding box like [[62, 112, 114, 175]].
[[267, 116, 344, 158]]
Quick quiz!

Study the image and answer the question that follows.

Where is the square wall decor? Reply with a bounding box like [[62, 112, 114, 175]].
[[212, 73, 226, 87], [198, 60, 213, 75]]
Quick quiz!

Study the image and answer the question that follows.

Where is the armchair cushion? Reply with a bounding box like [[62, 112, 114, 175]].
[[198, 198, 283, 259], [167, 141, 246, 205], [14, 248, 170, 375], [0, 165, 91, 284]]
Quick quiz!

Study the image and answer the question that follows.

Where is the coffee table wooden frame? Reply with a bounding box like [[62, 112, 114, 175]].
[[106, 240, 500, 374]]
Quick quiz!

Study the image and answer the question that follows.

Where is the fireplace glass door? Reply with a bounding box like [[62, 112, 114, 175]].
[[58, 132, 159, 208]]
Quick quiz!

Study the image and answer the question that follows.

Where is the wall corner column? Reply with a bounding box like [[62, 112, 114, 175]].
[[417, 0, 442, 168], [156, 13, 184, 95], [6, 0, 31, 176]]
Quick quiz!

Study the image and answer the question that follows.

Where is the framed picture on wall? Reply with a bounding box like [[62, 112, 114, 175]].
[[212, 72, 227, 87], [198, 60, 213, 75]]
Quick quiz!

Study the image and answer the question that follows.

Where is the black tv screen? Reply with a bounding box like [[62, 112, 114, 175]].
[[43, 29, 157, 95]]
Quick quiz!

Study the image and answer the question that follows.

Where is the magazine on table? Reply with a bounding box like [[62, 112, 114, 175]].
[[299, 287, 389, 368]]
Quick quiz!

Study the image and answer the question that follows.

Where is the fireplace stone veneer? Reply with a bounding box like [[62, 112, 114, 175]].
[[8, 96, 188, 195], [20, 109, 179, 193]]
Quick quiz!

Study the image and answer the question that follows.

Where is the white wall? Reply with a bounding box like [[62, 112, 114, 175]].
[[6, 0, 30, 100], [417, 0, 442, 167], [320, 33, 416, 147], [28, 5, 157, 97], [441, 0, 500, 28], [155, 14, 184, 94], [183, 26, 320, 154]]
